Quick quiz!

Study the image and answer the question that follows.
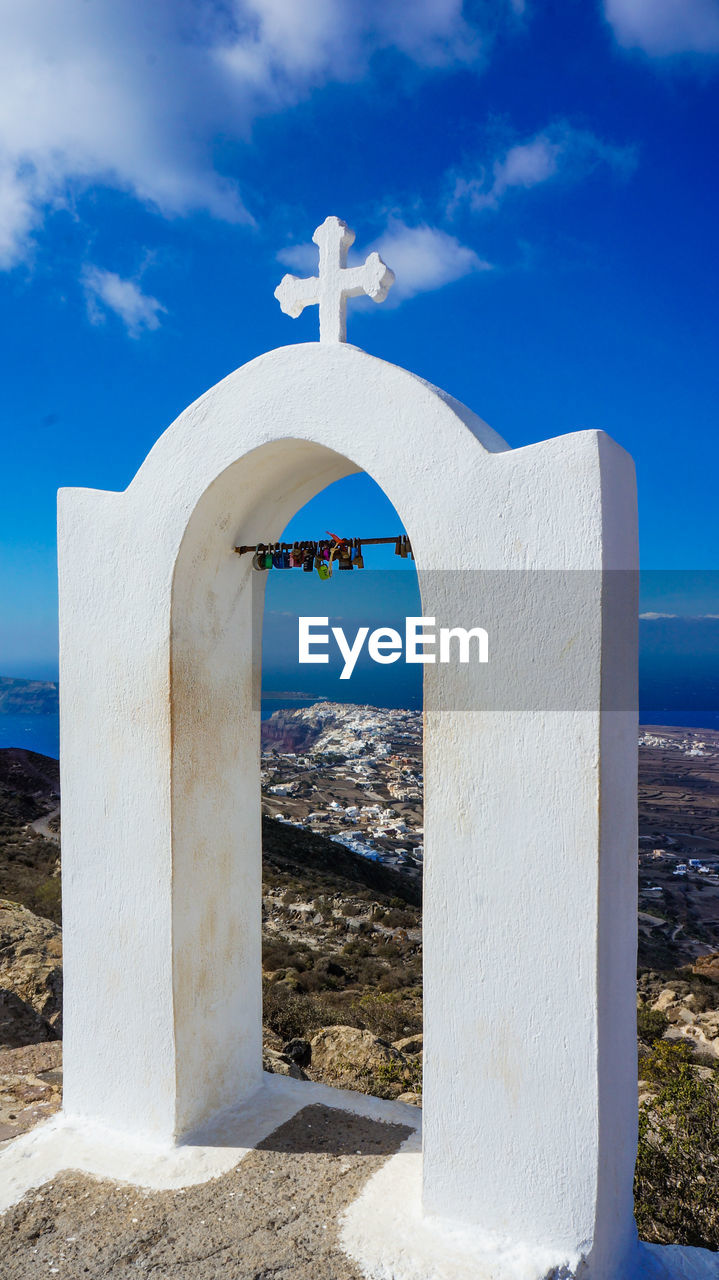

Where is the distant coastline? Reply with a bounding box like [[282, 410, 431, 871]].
[[0, 676, 58, 715], [2, 673, 719, 760]]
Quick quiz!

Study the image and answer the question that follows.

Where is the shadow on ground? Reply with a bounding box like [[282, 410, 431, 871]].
[[0, 1104, 412, 1280]]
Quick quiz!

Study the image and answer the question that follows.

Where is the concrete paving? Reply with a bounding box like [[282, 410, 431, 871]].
[[0, 1103, 412, 1279]]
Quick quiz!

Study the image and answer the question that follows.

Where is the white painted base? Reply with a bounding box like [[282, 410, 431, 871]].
[[340, 1134, 719, 1280], [639, 1244, 719, 1278], [0, 1074, 419, 1214], [1, 1078, 714, 1279]]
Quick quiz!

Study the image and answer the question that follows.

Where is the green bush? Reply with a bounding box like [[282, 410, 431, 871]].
[[374, 1054, 422, 1092], [635, 1040, 719, 1250], [262, 980, 345, 1042], [350, 990, 422, 1041], [637, 1005, 668, 1044]]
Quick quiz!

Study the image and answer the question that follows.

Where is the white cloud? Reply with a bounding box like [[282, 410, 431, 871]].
[[277, 242, 318, 273], [0, 1, 250, 269], [603, 0, 719, 56], [0, 162, 43, 269], [0, 0, 501, 269], [451, 123, 635, 213], [83, 266, 166, 338], [371, 220, 489, 300], [221, 0, 482, 81], [277, 218, 488, 303], [639, 612, 678, 619]]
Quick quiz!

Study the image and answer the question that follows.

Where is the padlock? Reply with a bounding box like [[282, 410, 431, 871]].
[[317, 562, 331, 580]]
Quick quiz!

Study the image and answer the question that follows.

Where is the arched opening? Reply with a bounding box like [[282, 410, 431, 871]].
[[169, 434, 427, 1136], [257, 472, 424, 1103]]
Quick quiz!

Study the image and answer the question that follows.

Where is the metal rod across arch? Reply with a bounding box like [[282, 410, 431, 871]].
[[233, 534, 413, 557]]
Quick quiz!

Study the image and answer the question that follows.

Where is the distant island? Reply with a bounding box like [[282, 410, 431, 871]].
[[0, 677, 59, 716]]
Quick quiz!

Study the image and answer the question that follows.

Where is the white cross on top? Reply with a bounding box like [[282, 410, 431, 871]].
[[274, 216, 395, 344]]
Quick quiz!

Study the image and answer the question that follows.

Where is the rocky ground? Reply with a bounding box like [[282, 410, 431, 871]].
[[263, 1025, 422, 1105], [637, 961, 719, 1065], [0, 1041, 62, 1146], [2, 739, 719, 1253], [0, 899, 62, 1042], [0, 896, 64, 1146]]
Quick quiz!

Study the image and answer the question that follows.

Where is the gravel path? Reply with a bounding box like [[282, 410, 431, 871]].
[[0, 1104, 412, 1279], [0, 1042, 62, 1146]]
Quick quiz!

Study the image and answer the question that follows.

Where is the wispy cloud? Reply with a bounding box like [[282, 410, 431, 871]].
[[640, 612, 719, 620], [371, 220, 490, 300], [277, 242, 317, 273], [0, 161, 44, 269], [603, 0, 719, 57], [219, 0, 484, 81], [0, 0, 507, 269], [83, 266, 166, 338], [450, 123, 636, 214]]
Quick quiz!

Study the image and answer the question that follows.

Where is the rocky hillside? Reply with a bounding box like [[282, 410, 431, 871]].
[[262, 814, 419, 907], [0, 749, 59, 823], [0, 746, 423, 1118], [0, 750, 61, 923]]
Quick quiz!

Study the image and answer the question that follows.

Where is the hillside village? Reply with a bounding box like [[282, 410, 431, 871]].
[[636, 725, 719, 970], [261, 705, 719, 951], [262, 703, 424, 877]]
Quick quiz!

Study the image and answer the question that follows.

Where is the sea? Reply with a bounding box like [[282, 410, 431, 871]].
[[0, 702, 311, 760], [0, 714, 61, 759], [1, 704, 718, 762]]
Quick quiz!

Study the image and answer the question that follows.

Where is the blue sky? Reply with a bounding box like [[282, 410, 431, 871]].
[[1, 0, 719, 680]]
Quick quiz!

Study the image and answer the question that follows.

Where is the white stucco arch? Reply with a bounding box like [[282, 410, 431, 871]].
[[54, 341, 644, 1277]]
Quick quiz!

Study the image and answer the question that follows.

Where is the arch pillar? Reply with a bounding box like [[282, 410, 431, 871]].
[[57, 343, 639, 1276]]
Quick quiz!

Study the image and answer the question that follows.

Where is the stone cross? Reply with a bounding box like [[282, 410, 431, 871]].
[[274, 216, 395, 343]]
